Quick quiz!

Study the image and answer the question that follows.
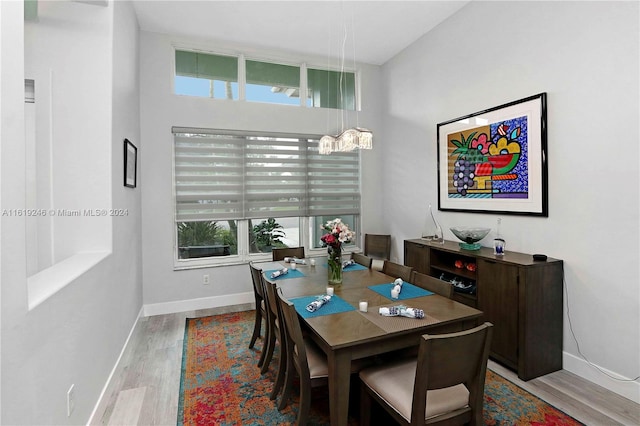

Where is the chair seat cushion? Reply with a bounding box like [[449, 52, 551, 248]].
[[371, 259, 385, 271], [303, 337, 329, 378], [359, 358, 469, 422]]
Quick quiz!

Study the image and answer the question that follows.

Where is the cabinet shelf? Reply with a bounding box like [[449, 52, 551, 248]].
[[404, 238, 564, 381]]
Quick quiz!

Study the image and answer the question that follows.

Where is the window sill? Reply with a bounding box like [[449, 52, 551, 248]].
[[27, 251, 111, 310]]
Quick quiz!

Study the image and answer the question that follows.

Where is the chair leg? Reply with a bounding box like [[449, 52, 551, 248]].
[[296, 376, 311, 426], [277, 353, 294, 411], [260, 326, 276, 374], [359, 382, 372, 426], [270, 336, 286, 400], [258, 317, 272, 369], [249, 309, 262, 349]]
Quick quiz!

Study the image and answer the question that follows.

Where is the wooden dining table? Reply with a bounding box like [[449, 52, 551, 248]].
[[261, 259, 483, 426]]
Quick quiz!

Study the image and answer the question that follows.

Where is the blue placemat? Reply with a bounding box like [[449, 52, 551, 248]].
[[291, 295, 356, 319], [321, 262, 368, 272], [367, 282, 434, 301], [264, 269, 306, 280]]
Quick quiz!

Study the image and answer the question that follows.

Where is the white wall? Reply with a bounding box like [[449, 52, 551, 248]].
[[380, 1, 639, 401], [139, 31, 384, 311], [0, 1, 142, 424]]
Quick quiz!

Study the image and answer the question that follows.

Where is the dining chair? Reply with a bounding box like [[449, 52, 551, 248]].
[[411, 271, 454, 299], [272, 246, 305, 261], [262, 278, 288, 401], [276, 291, 328, 423], [358, 322, 493, 426], [364, 234, 391, 271], [248, 263, 268, 351], [382, 260, 413, 282], [351, 252, 373, 268], [275, 291, 373, 424]]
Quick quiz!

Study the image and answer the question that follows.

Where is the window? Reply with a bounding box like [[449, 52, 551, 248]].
[[307, 68, 356, 110], [175, 50, 238, 99], [174, 49, 357, 110], [245, 60, 300, 106], [173, 128, 361, 266]]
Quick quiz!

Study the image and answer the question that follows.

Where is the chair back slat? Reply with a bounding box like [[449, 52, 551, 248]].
[[276, 291, 311, 379], [272, 247, 305, 261], [364, 234, 391, 260], [249, 262, 265, 299], [382, 260, 413, 282], [411, 323, 493, 424], [410, 271, 454, 299], [351, 252, 373, 268]]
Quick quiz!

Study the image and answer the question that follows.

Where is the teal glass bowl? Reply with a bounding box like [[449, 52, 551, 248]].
[[450, 227, 491, 250]]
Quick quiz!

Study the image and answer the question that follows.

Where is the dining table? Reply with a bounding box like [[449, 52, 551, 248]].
[[260, 258, 483, 426]]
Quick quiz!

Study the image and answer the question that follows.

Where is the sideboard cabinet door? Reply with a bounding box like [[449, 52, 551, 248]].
[[477, 259, 519, 369]]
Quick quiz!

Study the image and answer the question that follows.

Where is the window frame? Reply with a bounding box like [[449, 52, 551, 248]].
[[171, 129, 363, 270], [171, 45, 360, 111]]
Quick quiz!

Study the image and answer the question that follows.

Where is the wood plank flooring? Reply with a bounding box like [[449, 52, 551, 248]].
[[90, 305, 639, 426]]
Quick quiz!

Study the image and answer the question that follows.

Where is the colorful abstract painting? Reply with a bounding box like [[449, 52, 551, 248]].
[[438, 94, 547, 216]]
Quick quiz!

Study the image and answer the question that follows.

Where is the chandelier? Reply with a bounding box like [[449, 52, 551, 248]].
[[319, 9, 373, 155], [319, 127, 373, 155]]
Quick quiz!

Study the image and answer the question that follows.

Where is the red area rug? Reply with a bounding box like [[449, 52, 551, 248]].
[[178, 310, 583, 425]]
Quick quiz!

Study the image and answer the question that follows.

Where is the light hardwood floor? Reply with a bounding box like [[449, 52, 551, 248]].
[[90, 305, 639, 426]]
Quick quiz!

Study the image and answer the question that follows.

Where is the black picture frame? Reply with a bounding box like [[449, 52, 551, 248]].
[[437, 93, 548, 216], [124, 138, 137, 188]]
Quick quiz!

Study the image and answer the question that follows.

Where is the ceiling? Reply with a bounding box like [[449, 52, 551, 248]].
[[131, 1, 470, 65]]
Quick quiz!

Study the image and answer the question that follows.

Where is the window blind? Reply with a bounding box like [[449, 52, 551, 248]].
[[173, 128, 360, 222], [175, 50, 238, 82], [246, 60, 300, 87]]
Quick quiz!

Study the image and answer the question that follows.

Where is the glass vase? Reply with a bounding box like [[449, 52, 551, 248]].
[[421, 204, 444, 243], [327, 245, 343, 285]]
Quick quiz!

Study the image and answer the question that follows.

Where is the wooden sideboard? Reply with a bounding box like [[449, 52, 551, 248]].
[[404, 238, 564, 381]]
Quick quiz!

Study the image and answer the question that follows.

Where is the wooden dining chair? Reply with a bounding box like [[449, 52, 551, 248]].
[[262, 278, 288, 401], [248, 263, 268, 352], [275, 291, 373, 424], [364, 234, 391, 260], [359, 322, 493, 426], [275, 292, 329, 423], [382, 260, 413, 282], [411, 271, 454, 299], [272, 246, 305, 261], [351, 252, 373, 268]]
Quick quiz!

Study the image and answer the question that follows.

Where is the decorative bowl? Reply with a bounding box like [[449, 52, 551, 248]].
[[450, 227, 491, 250]]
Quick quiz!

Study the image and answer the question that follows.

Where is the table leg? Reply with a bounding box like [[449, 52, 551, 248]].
[[328, 349, 351, 426]]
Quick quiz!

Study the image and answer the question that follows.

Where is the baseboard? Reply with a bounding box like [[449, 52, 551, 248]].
[[142, 292, 254, 317], [87, 305, 144, 426], [563, 351, 640, 404]]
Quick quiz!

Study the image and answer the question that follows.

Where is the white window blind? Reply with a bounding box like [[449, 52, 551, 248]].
[[173, 128, 360, 222]]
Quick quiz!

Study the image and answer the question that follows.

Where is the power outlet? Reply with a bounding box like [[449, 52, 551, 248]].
[[67, 384, 75, 417], [203, 274, 210, 285]]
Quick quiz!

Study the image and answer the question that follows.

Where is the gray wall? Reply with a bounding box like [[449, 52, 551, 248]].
[[379, 0, 639, 401], [139, 31, 385, 312], [0, 1, 142, 424]]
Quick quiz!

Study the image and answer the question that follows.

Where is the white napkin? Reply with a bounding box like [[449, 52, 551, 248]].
[[306, 294, 332, 312], [378, 305, 425, 319], [342, 259, 355, 269], [391, 278, 403, 299], [270, 267, 289, 279], [284, 257, 307, 265]]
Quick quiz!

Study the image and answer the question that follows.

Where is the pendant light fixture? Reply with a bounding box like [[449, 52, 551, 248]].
[[319, 6, 373, 155]]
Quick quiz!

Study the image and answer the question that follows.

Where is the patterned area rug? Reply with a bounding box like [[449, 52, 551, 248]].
[[178, 311, 583, 425]]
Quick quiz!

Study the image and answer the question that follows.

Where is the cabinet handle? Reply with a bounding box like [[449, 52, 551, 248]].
[[485, 260, 496, 264]]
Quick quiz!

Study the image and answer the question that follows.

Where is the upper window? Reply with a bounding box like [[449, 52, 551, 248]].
[[246, 60, 300, 106], [307, 68, 355, 110], [174, 49, 356, 110], [175, 50, 238, 100]]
